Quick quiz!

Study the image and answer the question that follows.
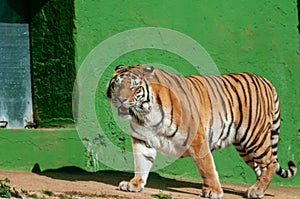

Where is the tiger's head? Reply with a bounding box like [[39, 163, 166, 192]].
[[106, 64, 154, 120]]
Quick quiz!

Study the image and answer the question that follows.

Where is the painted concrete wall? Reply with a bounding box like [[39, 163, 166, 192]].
[[0, 129, 88, 172], [75, 0, 300, 186]]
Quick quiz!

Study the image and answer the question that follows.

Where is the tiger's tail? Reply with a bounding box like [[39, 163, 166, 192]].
[[276, 161, 297, 178], [271, 89, 297, 178]]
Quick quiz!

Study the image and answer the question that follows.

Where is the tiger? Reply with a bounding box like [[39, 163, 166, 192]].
[[106, 64, 297, 199]]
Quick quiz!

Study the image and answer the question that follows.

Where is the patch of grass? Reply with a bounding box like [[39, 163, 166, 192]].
[[0, 178, 21, 198], [152, 191, 172, 199], [27, 193, 39, 199], [21, 189, 28, 194], [58, 194, 73, 199], [65, 191, 129, 198], [0, 181, 129, 199], [42, 190, 54, 196]]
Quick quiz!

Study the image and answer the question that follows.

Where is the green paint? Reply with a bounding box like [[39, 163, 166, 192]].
[[0, 129, 87, 171]]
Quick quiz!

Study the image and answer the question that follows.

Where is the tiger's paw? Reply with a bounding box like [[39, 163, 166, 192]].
[[118, 177, 144, 192], [202, 187, 223, 199], [246, 185, 264, 198]]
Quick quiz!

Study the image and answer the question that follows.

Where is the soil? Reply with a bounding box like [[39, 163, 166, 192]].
[[0, 168, 299, 199]]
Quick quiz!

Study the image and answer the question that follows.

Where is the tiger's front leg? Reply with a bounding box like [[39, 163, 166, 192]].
[[189, 134, 223, 199], [118, 137, 157, 192]]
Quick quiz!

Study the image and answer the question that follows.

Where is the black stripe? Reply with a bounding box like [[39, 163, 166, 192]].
[[152, 95, 164, 127], [233, 85, 244, 132], [219, 76, 235, 141], [256, 77, 268, 114], [290, 167, 295, 177], [167, 125, 178, 138], [186, 75, 206, 87], [133, 137, 152, 148], [175, 76, 201, 125], [207, 89, 214, 140], [223, 75, 244, 133], [144, 81, 150, 103], [130, 123, 143, 137], [155, 71, 175, 129], [186, 75, 207, 104], [168, 89, 174, 128], [235, 145, 246, 153], [245, 159, 253, 164], [227, 74, 248, 104], [184, 78, 201, 120], [173, 76, 192, 112], [143, 154, 155, 163], [240, 74, 263, 144], [212, 77, 233, 145], [252, 146, 271, 160], [145, 142, 152, 148], [288, 161, 296, 176], [272, 142, 278, 149], [272, 113, 280, 124], [201, 76, 215, 132], [203, 76, 218, 99], [160, 70, 174, 85], [211, 76, 228, 121], [185, 76, 206, 110], [244, 120, 265, 149], [271, 127, 280, 136], [217, 113, 226, 141], [240, 152, 249, 157], [152, 71, 163, 84], [183, 128, 190, 147], [239, 73, 253, 137], [276, 167, 283, 175], [246, 123, 270, 152]]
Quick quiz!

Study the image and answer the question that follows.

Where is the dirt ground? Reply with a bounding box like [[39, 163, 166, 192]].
[[0, 168, 299, 199]]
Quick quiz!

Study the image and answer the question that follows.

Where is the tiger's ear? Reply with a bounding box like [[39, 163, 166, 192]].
[[143, 66, 154, 73], [115, 64, 125, 70], [113, 65, 126, 76]]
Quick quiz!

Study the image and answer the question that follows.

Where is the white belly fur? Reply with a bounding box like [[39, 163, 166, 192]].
[[130, 121, 188, 157]]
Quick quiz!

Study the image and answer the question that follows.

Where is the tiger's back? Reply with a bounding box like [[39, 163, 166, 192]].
[[189, 73, 276, 151], [151, 70, 275, 152]]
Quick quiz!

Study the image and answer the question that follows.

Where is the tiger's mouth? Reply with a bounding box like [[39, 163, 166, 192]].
[[118, 105, 130, 116]]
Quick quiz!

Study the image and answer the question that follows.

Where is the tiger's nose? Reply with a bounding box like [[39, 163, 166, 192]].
[[118, 97, 128, 104]]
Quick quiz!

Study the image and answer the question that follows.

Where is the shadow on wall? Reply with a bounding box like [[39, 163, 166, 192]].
[[5, 0, 49, 22], [31, 164, 257, 198]]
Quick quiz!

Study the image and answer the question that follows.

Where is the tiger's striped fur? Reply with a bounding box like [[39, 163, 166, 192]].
[[106, 64, 297, 199]]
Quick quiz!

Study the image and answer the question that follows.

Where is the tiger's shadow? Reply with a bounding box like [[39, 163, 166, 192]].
[[32, 165, 262, 198]]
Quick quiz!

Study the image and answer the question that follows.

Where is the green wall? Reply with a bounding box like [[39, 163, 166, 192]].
[[31, 0, 76, 125], [0, 129, 88, 172]]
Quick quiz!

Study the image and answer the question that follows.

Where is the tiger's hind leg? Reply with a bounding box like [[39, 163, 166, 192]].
[[235, 139, 276, 198], [246, 155, 276, 198], [234, 144, 262, 179]]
